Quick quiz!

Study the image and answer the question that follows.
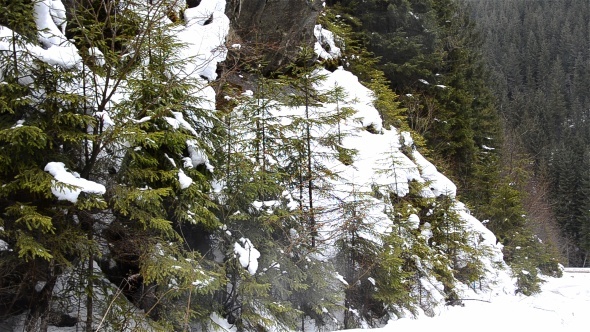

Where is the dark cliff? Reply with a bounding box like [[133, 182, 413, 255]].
[[225, 0, 323, 72]]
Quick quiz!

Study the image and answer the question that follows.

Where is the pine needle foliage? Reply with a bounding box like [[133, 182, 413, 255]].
[[1, 1, 224, 328]]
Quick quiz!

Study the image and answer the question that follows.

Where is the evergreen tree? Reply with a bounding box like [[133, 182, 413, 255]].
[[471, 0, 590, 265], [280, 48, 350, 248], [0, 7, 108, 328], [1, 1, 225, 329]]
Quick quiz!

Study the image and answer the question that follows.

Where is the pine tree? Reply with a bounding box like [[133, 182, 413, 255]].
[[280, 48, 344, 248], [211, 72, 298, 329], [1, 1, 226, 329], [211, 56, 354, 328], [471, 0, 590, 265], [0, 21, 101, 332], [101, 4, 222, 326]]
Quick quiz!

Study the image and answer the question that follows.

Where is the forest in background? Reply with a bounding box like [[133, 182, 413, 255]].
[[334, 0, 590, 267], [470, 0, 590, 266]]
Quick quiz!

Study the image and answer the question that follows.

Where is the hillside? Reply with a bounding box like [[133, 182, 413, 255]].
[[0, 0, 560, 331]]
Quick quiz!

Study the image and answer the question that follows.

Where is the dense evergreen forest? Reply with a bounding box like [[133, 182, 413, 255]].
[[328, 0, 562, 283], [0, 0, 570, 331], [471, 0, 590, 266]]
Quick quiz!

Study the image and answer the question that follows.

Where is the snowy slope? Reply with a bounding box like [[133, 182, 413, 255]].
[[342, 269, 590, 332], [221, 33, 515, 328], [0, 1, 542, 330]]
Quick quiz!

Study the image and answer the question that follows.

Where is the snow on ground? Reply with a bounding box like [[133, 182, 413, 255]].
[[344, 268, 590, 332]]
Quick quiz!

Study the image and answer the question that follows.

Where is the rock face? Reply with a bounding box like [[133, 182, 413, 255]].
[[225, 0, 323, 73]]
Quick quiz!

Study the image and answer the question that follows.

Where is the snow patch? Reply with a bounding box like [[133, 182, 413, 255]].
[[412, 150, 457, 197], [186, 140, 214, 172], [44, 162, 106, 203], [314, 24, 341, 60], [0, 239, 8, 251], [178, 169, 193, 189], [233, 238, 260, 275]]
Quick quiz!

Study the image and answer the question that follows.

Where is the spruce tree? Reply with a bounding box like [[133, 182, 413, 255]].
[[1, 1, 226, 329], [0, 19, 101, 332]]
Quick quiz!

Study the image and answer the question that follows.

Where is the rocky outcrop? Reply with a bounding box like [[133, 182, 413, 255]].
[[225, 0, 323, 73]]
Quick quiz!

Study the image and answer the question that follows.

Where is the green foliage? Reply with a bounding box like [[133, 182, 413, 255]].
[[279, 47, 355, 249], [471, 0, 590, 266], [329, 0, 562, 295], [372, 230, 416, 317], [0, 1, 225, 328], [1, 0, 567, 329], [0, 0, 36, 40], [210, 55, 353, 329], [479, 172, 561, 294]]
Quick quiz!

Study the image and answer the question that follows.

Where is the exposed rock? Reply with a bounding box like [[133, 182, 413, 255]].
[[225, 0, 323, 73]]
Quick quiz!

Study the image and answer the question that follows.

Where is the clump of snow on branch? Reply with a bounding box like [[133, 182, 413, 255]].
[[408, 214, 420, 230], [0, 239, 8, 251], [44, 162, 106, 203], [178, 169, 193, 189], [34, 0, 68, 47], [186, 140, 214, 172], [233, 238, 260, 275], [0, 26, 79, 79]]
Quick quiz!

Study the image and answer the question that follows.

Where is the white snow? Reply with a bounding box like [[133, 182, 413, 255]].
[[11, 120, 25, 128], [88, 47, 105, 66], [0, 26, 80, 73], [34, 0, 68, 47], [343, 269, 590, 332], [233, 237, 260, 275], [420, 222, 433, 241], [186, 140, 214, 172], [44, 162, 106, 203], [335, 272, 349, 286], [165, 111, 199, 136], [178, 169, 193, 189], [49, 0, 67, 35], [412, 149, 457, 197], [209, 312, 237, 332], [314, 24, 342, 60], [178, 0, 229, 81], [408, 214, 421, 229], [94, 111, 115, 129]]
